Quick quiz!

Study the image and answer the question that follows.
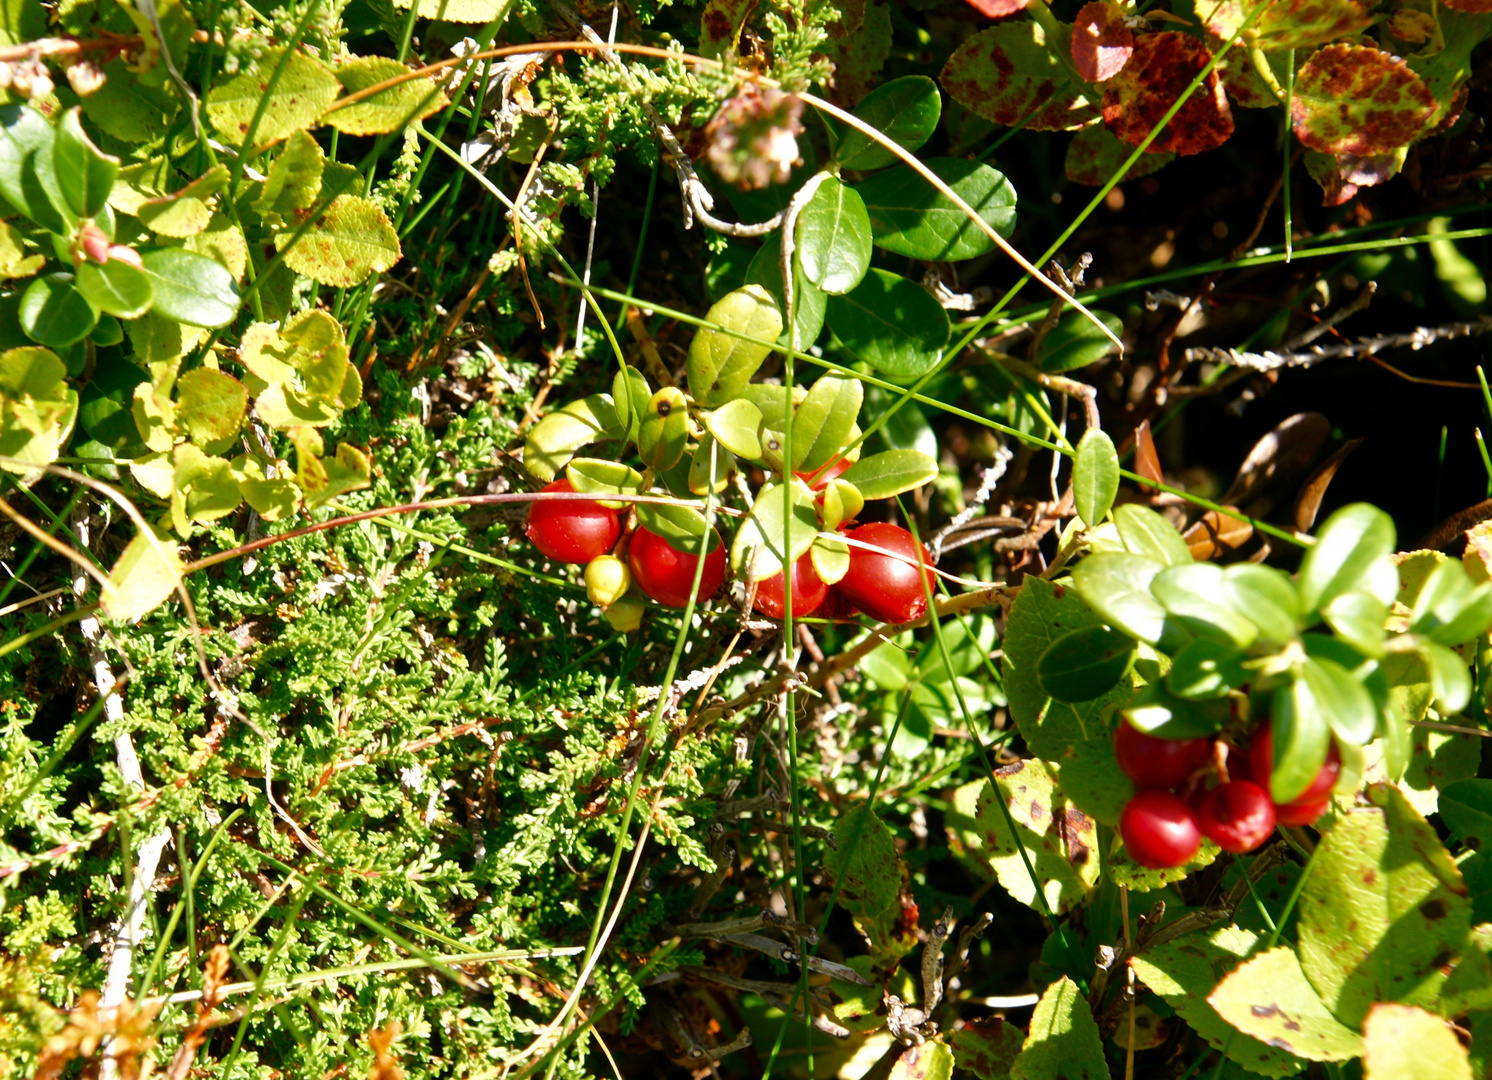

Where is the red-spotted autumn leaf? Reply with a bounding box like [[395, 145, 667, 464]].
[[1304, 149, 1357, 206], [1387, 8, 1436, 40], [1304, 148, 1404, 206], [1215, 42, 1287, 108], [941, 22, 1101, 132], [1072, 2, 1133, 82], [1291, 44, 1437, 156], [1100, 32, 1234, 156], [962, 0, 1032, 16], [1204, 0, 1371, 49], [1443, 0, 1492, 13], [1065, 123, 1175, 185]]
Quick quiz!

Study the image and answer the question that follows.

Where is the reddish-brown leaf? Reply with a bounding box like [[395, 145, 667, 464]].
[[1133, 418, 1163, 490], [1305, 149, 1358, 206], [1291, 44, 1437, 156], [1294, 437, 1363, 532], [1100, 32, 1234, 156], [1220, 412, 1331, 505], [1205, 0, 1371, 49], [962, 0, 1033, 16], [1072, 2, 1134, 83], [1215, 44, 1282, 109], [1064, 123, 1175, 185], [1184, 509, 1254, 561], [1443, 0, 1492, 13], [941, 22, 1101, 132]]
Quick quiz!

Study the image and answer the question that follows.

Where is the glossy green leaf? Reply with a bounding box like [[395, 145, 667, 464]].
[[1223, 563, 1301, 643], [634, 500, 720, 552], [810, 531, 850, 586], [1424, 638, 1473, 715], [1298, 502, 1396, 613], [1036, 625, 1135, 702], [523, 394, 622, 481], [174, 367, 247, 447], [138, 248, 238, 327], [566, 456, 642, 508], [704, 397, 762, 459], [54, 108, 118, 220], [1123, 681, 1230, 739], [1010, 976, 1109, 1080], [795, 176, 872, 295], [78, 360, 147, 451], [0, 104, 68, 234], [1298, 786, 1468, 1027], [75, 260, 154, 320], [731, 481, 818, 579], [687, 434, 733, 496], [826, 269, 949, 381], [611, 365, 649, 441], [687, 285, 782, 406], [1304, 655, 1377, 745], [1412, 559, 1492, 646], [1208, 947, 1363, 1062], [1072, 427, 1118, 527], [1268, 673, 1333, 802], [1070, 551, 1170, 644], [1151, 562, 1257, 646], [19, 274, 98, 347], [838, 449, 938, 499], [833, 75, 942, 171], [854, 158, 1017, 262], [1037, 310, 1125, 373], [1114, 503, 1192, 567], [1438, 779, 1492, 850], [744, 233, 825, 351], [820, 478, 864, 531], [1165, 638, 1247, 700], [636, 386, 689, 473], [792, 372, 862, 471], [1321, 588, 1389, 657]]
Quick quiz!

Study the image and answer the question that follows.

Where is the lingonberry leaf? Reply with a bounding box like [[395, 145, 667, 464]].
[[567, 457, 643, 508], [1151, 562, 1258, 646], [53, 108, 118, 221], [19, 273, 98, 347], [940, 22, 1100, 132], [824, 268, 949, 380], [809, 531, 850, 585], [1036, 625, 1135, 702], [75, 260, 154, 320], [795, 176, 873, 295], [0, 104, 68, 234], [1165, 638, 1247, 700], [832, 75, 942, 171], [636, 386, 689, 473], [744, 232, 826, 350], [1114, 503, 1192, 567], [1204, 0, 1371, 50], [1072, 427, 1119, 527], [1268, 673, 1333, 803], [1036, 309, 1124, 372], [634, 501, 720, 552], [137, 248, 239, 327], [1209, 947, 1363, 1061], [1297, 502, 1396, 614], [1064, 123, 1175, 186], [1291, 45, 1438, 157], [704, 397, 764, 459], [1101, 32, 1234, 156], [523, 394, 623, 481], [687, 285, 783, 407], [731, 481, 818, 578], [1071, 2, 1133, 83], [792, 372, 862, 472], [854, 158, 1017, 262], [688, 434, 734, 496], [1070, 552, 1171, 645], [838, 449, 938, 500]]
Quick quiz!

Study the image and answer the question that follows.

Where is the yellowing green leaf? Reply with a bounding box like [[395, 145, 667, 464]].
[[1362, 1003, 1472, 1080], [174, 367, 247, 447], [279, 194, 401, 287], [1010, 977, 1108, 1080], [388, 0, 516, 21], [100, 528, 182, 622], [137, 164, 228, 238], [1208, 947, 1363, 1062], [324, 56, 449, 135], [206, 49, 341, 146], [686, 285, 782, 407]]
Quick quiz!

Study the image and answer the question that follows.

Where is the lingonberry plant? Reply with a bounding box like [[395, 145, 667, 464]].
[[3, 0, 1492, 1075]]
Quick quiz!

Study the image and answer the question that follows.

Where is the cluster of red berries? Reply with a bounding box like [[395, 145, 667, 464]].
[[523, 476, 936, 625], [1115, 722, 1341, 869]]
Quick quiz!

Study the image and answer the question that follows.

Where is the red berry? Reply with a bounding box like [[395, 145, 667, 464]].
[[1120, 790, 1202, 869], [795, 456, 853, 491], [836, 523, 935, 624], [525, 479, 622, 564], [1249, 724, 1340, 804], [1113, 723, 1214, 790], [1196, 780, 1276, 854], [627, 526, 727, 608], [1274, 796, 1331, 827], [814, 586, 860, 621], [753, 551, 828, 620]]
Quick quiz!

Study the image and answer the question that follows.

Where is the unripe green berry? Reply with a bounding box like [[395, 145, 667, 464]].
[[586, 554, 631, 609], [604, 596, 645, 632]]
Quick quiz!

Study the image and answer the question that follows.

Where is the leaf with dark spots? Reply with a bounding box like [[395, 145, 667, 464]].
[[1065, 123, 1175, 186], [1204, 0, 1372, 49], [941, 22, 1100, 133], [1291, 44, 1438, 156], [1100, 32, 1234, 156], [1072, 2, 1133, 83]]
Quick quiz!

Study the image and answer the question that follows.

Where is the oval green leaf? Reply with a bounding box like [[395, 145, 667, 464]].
[[138, 248, 239, 327], [1222, 563, 1301, 643], [853, 158, 1017, 262], [744, 232, 825, 351], [792, 372, 862, 472], [838, 449, 938, 500], [825, 268, 949, 381], [686, 284, 782, 406], [76, 259, 154, 319], [833, 75, 942, 172], [1114, 503, 1192, 567], [1297, 502, 1396, 614], [1069, 551, 1171, 645], [1150, 562, 1257, 646], [635, 500, 720, 552], [19, 274, 98, 347], [1165, 638, 1247, 700], [1073, 427, 1119, 527], [731, 481, 819, 579], [1268, 673, 1333, 802], [1037, 309, 1125, 373], [795, 176, 873, 295], [705, 397, 763, 459]]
